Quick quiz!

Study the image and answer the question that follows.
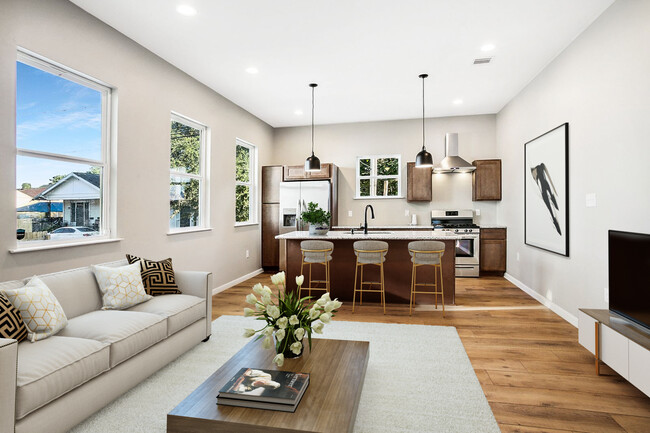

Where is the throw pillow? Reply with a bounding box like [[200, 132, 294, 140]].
[[126, 254, 182, 296], [3, 276, 68, 342], [0, 292, 28, 342], [92, 262, 152, 310]]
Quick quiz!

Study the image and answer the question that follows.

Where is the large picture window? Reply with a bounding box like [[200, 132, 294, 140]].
[[15, 50, 112, 246], [235, 139, 257, 225], [169, 113, 208, 231], [356, 155, 401, 198]]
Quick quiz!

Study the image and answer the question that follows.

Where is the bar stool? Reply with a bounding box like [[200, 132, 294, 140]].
[[299, 240, 334, 298], [352, 240, 388, 314], [408, 241, 445, 317]]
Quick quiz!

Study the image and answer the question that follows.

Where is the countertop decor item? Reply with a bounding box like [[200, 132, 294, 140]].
[[242, 271, 341, 367], [300, 201, 331, 235], [304, 83, 321, 172], [524, 123, 569, 256], [414, 73, 433, 168]]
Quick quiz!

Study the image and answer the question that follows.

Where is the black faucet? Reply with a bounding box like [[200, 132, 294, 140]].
[[362, 204, 375, 235]]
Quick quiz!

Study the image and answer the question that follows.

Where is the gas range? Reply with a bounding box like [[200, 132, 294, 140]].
[[431, 210, 480, 277]]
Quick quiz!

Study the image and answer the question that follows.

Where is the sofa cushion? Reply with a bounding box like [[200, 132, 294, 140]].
[[128, 294, 205, 336], [92, 263, 152, 310], [0, 292, 28, 342], [16, 336, 109, 420], [37, 267, 102, 319], [57, 310, 166, 367], [126, 254, 182, 296], [3, 276, 68, 342]]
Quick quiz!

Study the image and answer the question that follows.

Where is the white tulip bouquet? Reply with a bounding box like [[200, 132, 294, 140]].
[[243, 271, 342, 367]]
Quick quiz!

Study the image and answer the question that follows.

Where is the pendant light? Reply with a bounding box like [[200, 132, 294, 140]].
[[305, 83, 321, 172], [415, 73, 434, 167]]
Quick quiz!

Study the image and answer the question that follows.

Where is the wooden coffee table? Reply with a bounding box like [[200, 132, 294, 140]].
[[167, 338, 370, 433]]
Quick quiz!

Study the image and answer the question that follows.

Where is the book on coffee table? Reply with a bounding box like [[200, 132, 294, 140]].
[[216, 395, 306, 412], [217, 368, 309, 407]]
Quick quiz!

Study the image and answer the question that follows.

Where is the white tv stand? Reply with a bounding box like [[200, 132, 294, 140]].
[[578, 308, 650, 397]]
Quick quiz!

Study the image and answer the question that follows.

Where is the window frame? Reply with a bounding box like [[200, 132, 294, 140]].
[[234, 138, 258, 226], [168, 112, 210, 234], [14, 49, 114, 250], [355, 154, 403, 199]]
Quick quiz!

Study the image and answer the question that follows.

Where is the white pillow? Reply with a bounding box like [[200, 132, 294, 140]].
[[3, 276, 68, 342], [92, 263, 152, 310]]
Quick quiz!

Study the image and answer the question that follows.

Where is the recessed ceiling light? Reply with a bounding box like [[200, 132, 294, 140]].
[[453, 99, 463, 105], [481, 44, 495, 52], [245, 67, 259, 74], [176, 5, 197, 16], [294, 110, 303, 116]]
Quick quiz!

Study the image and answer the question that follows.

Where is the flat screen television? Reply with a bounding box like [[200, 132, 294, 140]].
[[609, 230, 650, 330]]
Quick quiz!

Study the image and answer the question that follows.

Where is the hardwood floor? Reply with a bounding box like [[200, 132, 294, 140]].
[[212, 274, 650, 432]]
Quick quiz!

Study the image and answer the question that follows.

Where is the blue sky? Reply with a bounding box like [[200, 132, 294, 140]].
[[16, 61, 102, 188]]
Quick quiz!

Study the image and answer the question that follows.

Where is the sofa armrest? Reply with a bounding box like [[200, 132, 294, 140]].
[[175, 271, 212, 338], [0, 338, 18, 433]]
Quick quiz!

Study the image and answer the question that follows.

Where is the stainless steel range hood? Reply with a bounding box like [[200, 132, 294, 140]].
[[433, 133, 476, 173]]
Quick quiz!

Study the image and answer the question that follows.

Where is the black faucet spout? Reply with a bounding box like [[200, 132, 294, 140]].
[[363, 205, 375, 235]]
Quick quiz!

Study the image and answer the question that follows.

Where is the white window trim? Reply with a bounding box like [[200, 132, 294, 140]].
[[235, 138, 258, 226], [355, 154, 403, 199], [14, 49, 115, 250], [168, 112, 210, 234]]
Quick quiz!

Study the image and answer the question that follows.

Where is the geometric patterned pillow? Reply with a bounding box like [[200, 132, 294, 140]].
[[2, 276, 68, 342], [0, 292, 28, 342], [92, 263, 152, 310], [126, 254, 181, 296]]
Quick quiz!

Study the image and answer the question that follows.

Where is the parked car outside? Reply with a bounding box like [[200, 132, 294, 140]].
[[49, 226, 99, 240]]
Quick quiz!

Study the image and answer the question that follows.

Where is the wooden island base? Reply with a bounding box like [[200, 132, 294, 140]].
[[283, 238, 456, 305]]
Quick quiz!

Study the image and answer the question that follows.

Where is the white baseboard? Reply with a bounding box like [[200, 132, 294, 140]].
[[212, 268, 264, 296], [504, 273, 578, 328]]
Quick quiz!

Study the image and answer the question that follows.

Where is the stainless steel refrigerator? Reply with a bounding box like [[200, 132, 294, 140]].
[[279, 180, 331, 234]]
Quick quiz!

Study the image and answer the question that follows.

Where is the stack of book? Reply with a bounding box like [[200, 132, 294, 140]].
[[217, 367, 310, 412]]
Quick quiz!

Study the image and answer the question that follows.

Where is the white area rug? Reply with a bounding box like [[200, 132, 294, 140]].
[[69, 316, 499, 433]]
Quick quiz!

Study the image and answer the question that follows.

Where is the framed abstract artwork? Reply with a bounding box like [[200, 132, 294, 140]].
[[524, 123, 569, 256]]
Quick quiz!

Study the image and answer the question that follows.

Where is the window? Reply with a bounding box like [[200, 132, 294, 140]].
[[235, 139, 257, 225], [356, 155, 402, 198], [169, 113, 208, 232], [15, 50, 112, 246]]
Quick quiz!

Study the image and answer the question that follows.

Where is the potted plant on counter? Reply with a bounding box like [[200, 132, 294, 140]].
[[300, 202, 331, 235]]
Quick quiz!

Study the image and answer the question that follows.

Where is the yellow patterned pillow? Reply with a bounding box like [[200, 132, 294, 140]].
[[3, 276, 68, 342], [92, 263, 152, 310]]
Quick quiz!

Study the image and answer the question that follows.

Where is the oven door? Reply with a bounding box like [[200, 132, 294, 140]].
[[455, 235, 479, 265]]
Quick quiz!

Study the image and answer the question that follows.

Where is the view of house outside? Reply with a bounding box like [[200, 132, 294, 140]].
[[16, 58, 105, 242]]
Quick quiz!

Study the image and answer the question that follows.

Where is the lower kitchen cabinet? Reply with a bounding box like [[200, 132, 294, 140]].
[[480, 228, 506, 275]]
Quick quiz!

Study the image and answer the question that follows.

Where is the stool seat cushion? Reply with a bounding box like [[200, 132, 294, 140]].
[[353, 241, 388, 264], [408, 241, 445, 265], [303, 255, 333, 263]]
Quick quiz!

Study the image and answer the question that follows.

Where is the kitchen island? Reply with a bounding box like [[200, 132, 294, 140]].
[[275, 231, 460, 305]]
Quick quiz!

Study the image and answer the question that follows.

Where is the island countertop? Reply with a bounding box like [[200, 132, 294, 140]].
[[275, 230, 463, 241], [278, 231, 457, 305]]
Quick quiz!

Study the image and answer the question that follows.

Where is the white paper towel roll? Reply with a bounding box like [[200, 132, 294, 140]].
[[411, 214, 417, 225]]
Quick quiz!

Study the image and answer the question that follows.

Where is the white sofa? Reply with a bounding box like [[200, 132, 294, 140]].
[[0, 260, 212, 433]]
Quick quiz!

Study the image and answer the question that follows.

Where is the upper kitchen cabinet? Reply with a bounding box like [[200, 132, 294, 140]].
[[262, 165, 283, 203], [406, 162, 432, 202], [472, 159, 502, 201], [283, 163, 333, 181]]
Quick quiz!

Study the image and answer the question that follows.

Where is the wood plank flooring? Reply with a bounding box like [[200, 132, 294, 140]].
[[211, 274, 650, 432]]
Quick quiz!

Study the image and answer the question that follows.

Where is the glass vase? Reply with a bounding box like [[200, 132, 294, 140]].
[[275, 331, 304, 359]]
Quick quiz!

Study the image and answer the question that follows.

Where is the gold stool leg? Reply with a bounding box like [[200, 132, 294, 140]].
[[300, 256, 305, 299], [381, 261, 386, 315], [439, 264, 445, 318], [352, 259, 358, 313], [360, 265, 364, 306], [409, 262, 415, 316], [308, 263, 312, 298], [433, 264, 438, 310]]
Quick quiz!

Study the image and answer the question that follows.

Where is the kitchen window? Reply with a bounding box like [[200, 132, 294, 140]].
[[169, 113, 209, 232], [15, 50, 113, 248], [355, 155, 402, 198], [235, 139, 257, 225]]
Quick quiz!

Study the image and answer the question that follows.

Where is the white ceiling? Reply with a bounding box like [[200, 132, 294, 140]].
[[70, 0, 614, 127]]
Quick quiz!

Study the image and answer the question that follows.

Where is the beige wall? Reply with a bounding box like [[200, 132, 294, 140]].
[[0, 0, 273, 285], [496, 0, 650, 319], [273, 115, 498, 227]]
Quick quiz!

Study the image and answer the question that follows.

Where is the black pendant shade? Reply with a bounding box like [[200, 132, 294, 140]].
[[305, 83, 321, 172], [415, 73, 433, 168]]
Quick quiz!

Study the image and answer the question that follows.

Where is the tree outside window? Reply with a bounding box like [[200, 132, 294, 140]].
[[235, 139, 257, 224], [356, 155, 401, 198], [170, 114, 207, 231]]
